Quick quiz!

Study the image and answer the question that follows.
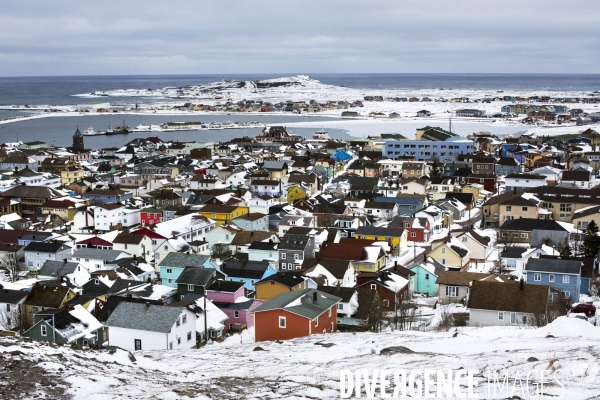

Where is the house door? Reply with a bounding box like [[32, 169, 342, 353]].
[[134, 339, 142, 350]]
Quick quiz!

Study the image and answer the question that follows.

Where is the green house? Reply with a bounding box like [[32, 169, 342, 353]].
[[175, 266, 226, 301], [410, 263, 441, 297], [23, 305, 105, 346]]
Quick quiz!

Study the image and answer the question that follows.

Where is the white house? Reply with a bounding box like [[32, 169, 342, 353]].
[[190, 177, 226, 191], [205, 224, 240, 248], [105, 302, 196, 351], [500, 247, 545, 274], [37, 260, 91, 287], [249, 195, 275, 215], [70, 248, 131, 272], [450, 228, 492, 262], [94, 203, 125, 232], [112, 233, 154, 261], [71, 208, 95, 234], [278, 215, 315, 236]]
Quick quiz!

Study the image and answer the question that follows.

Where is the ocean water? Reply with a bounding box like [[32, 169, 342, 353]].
[[1, 73, 599, 145], [1, 74, 600, 107]]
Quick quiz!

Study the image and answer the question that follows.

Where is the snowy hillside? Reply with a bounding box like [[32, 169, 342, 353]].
[[2, 317, 599, 399]]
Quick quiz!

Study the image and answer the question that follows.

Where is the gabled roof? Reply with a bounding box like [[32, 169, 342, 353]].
[[255, 270, 305, 288], [525, 258, 582, 274], [221, 258, 270, 279], [316, 286, 356, 303], [467, 280, 549, 314], [207, 280, 245, 293], [23, 285, 71, 308], [279, 234, 310, 251], [252, 289, 340, 319], [301, 258, 352, 279], [175, 266, 218, 286], [230, 231, 274, 246], [105, 302, 186, 333], [499, 218, 567, 232], [355, 226, 405, 237], [159, 253, 211, 268], [38, 260, 82, 277], [24, 241, 70, 253]]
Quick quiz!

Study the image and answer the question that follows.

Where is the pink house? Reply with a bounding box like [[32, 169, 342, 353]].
[[207, 280, 264, 330]]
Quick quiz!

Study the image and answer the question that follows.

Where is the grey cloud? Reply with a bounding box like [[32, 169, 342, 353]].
[[0, 0, 599, 75]]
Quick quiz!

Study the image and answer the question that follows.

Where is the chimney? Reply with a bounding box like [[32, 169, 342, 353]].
[[519, 278, 525, 291], [312, 291, 317, 302], [145, 301, 150, 309], [133, 254, 137, 260]]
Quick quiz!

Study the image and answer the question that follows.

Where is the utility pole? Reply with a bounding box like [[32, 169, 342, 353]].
[[204, 294, 208, 345]]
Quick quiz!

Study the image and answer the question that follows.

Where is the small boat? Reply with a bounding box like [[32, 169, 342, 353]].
[[135, 123, 151, 131]]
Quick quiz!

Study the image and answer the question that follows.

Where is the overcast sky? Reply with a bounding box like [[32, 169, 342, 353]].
[[2, 0, 599, 76]]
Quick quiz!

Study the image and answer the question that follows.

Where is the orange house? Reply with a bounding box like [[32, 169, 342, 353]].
[[253, 289, 340, 342]]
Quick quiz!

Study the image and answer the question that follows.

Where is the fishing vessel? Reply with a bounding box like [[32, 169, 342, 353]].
[[106, 121, 130, 135]]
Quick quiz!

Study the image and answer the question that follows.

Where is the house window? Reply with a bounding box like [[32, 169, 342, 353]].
[[169, 342, 173, 350], [328, 308, 332, 317], [234, 311, 239, 318], [506, 206, 512, 212], [425, 274, 429, 280], [441, 259, 446, 265], [339, 304, 344, 310], [41, 325, 47, 336], [382, 299, 389, 307], [534, 273, 541, 281], [445, 286, 458, 297], [563, 291, 570, 299], [549, 274, 555, 282], [498, 312, 504, 320], [522, 207, 528, 212], [176, 318, 181, 327], [462, 237, 467, 242], [279, 316, 286, 328], [370, 284, 376, 290], [166, 268, 172, 274], [281, 253, 286, 259], [441, 248, 445, 254], [562, 275, 570, 283], [510, 313, 516, 324], [177, 337, 181, 345], [187, 284, 194, 291], [411, 232, 416, 238], [315, 317, 318, 327], [182, 315, 187, 324], [94, 279, 99, 285], [294, 254, 299, 260], [187, 332, 192, 341], [168, 279, 173, 284]]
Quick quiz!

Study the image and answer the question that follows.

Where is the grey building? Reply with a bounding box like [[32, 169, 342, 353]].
[[278, 234, 315, 271], [231, 213, 269, 231]]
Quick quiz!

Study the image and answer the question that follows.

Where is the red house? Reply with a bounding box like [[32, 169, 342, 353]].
[[464, 173, 497, 192], [393, 216, 431, 243], [355, 269, 410, 312], [140, 208, 163, 227], [252, 289, 340, 342], [75, 237, 113, 249]]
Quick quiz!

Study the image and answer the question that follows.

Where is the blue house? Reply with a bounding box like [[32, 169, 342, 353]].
[[410, 261, 443, 297], [525, 258, 582, 302], [18, 232, 54, 247], [159, 253, 217, 288], [220, 258, 277, 291]]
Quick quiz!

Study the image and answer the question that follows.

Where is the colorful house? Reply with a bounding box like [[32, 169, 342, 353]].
[[354, 226, 408, 257], [159, 253, 217, 288], [253, 289, 340, 342], [198, 204, 249, 226], [410, 262, 443, 297], [254, 271, 314, 302], [286, 184, 308, 205], [221, 258, 277, 291]]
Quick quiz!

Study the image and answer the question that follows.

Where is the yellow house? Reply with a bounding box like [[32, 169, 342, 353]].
[[354, 226, 408, 256], [60, 167, 85, 184], [198, 204, 249, 226], [286, 185, 308, 205], [41, 199, 81, 221], [427, 237, 471, 271], [255, 272, 309, 302], [572, 206, 600, 231], [459, 184, 490, 204], [524, 153, 543, 169], [498, 197, 540, 224]]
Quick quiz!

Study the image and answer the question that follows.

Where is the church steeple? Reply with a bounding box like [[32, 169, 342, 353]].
[[73, 127, 84, 150]]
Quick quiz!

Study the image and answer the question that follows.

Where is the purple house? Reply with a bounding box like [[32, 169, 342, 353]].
[[206, 280, 264, 331]]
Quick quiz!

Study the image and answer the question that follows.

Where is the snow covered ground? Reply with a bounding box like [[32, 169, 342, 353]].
[[2, 317, 599, 399]]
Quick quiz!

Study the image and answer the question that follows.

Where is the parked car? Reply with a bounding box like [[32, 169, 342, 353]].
[[570, 303, 596, 317]]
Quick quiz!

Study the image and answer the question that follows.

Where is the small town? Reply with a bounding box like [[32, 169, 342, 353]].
[[0, 121, 598, 358]]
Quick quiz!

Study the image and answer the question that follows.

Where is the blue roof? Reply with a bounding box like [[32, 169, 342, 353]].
[[374, 197, 421, 205]]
